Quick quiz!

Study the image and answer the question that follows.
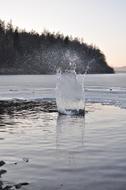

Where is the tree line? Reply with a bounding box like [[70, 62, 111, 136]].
[[0, 19, 114, 74]]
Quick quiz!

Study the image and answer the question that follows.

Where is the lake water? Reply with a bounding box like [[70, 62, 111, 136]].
[[0, 73, 126, 108], [0, 74, 126, 190]]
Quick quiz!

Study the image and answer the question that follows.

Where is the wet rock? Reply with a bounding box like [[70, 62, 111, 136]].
[[0, 160, 29, 190], [23, 158, 29, 163], [14, 182, 29, 189], [0, 161, 5, 167], [0, 182, 29, 190], [2, 185, 13, 190], [0, 169, 7, 176], [0, 180, 3, 187]]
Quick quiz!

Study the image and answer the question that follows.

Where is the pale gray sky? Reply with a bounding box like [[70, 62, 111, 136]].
[[0, 0, 126, 67]]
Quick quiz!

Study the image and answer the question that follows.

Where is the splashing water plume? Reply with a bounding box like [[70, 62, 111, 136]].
[[55, 50, 95, 115], [56, 60, 85, 115]]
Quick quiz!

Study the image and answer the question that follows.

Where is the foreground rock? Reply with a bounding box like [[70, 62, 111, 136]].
[[0, 160, 29, 189]]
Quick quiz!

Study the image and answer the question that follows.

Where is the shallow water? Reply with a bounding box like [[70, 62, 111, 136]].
[[0, 102, 126, 190], [0, 74, 126, 190]]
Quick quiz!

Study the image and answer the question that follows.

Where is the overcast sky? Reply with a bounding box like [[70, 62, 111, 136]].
[[0, 0, 126, 67]]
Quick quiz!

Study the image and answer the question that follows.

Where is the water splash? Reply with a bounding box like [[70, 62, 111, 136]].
[[56, 62, 85, 115], [55, 49, 96, 115], [84, 58, 95, 75]]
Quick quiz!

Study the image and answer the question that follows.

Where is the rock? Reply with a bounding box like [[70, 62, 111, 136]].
[[0, 169, 7, 176], [23, 158, 29, 163], [3, 185, 13, 190], [0, 161, 5, 167], [15, 182, 29, 189]]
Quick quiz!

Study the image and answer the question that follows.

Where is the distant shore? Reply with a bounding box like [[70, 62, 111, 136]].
[[0, 19, 114, 75], [115, 66, 126, 73]]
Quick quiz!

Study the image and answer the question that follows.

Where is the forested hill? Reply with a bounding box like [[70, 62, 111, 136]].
[[0, 20, 114, 74]]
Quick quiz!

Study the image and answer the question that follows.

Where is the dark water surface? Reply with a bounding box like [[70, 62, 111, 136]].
[[0, 102, 126, 190]]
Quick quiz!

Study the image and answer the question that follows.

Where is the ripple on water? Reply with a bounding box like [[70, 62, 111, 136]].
[[0, 102, 126, 190]]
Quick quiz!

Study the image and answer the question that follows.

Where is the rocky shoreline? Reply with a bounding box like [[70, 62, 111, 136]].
[[0, 160, 29, 190]]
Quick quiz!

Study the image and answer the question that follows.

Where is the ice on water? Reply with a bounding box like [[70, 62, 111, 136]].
[[56, 67, 85, 115], [0, 72, 126, 109]]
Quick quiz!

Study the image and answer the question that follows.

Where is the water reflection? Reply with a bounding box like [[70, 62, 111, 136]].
[[55, 115, 86, 172], [56, 115, 85, 148], [56, 115, 85, 167]]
